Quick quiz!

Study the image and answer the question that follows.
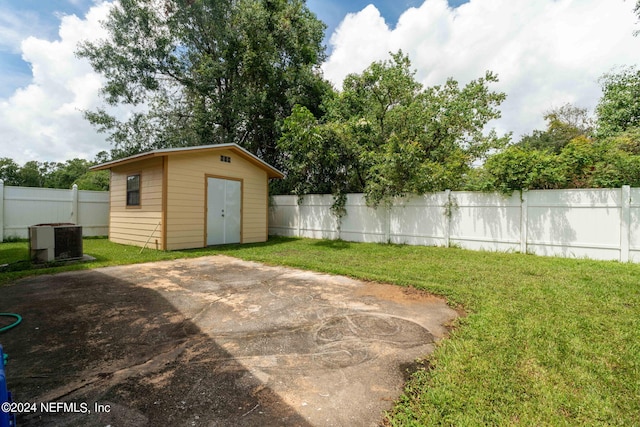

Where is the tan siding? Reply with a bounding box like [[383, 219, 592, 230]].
[[108, 158, 164, 248], [165, 149, 269, 249], [105, 148, 271, 250]]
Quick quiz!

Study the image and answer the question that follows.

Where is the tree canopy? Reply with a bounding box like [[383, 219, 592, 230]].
[[596, 67, 640, 138], [77, 0, 329, 167], [68, 2, 640, 200], [278, 51, 507, 206], [473, 93, 640, 193], [516, 103, 593, 153], [0, 156, 109, 191]]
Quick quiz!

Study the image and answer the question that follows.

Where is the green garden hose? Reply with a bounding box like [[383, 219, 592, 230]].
[[0, 313, 22, 333]]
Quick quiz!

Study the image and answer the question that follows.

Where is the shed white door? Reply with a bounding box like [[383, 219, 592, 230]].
[[206, 177, 241, 245]]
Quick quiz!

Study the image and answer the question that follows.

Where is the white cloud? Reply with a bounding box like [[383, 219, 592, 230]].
[[0, 1, 116, 164], [2, 0, 639, 165], [322, 0, 640, 138]]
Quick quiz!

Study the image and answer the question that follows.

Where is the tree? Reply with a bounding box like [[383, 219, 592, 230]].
[[46, 159, 93, 189], [278, 105, 361, 199], [596, 66, 640, 138], [483, 146, 566, 193], [74, 170, 110, 191], [482, 133, 640, 192], [0, 156, 111, 190], [16, 161, 55, 188], [278, 52, 508, 206], [0, 158, 20, 185], [588, 130, 640, 188], [516, 103, 593, 153], [77, 0, 329, 167], [606, 126, 640, 154]]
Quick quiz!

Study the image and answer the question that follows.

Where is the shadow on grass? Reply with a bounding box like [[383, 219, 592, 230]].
[[311, 239, 351, 250], [196, 236, 302, 252]]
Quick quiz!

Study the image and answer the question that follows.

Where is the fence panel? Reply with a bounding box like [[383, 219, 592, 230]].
[[526, 189, 622, 261], [269, 186, 637, 263], [628, 188, 640, 263], [449, 191, 522, 252], [298, 195, 339, 240], [3, 187, 73, 238], [77, 190, 110, 236], [390, 193, 448, 246], [268, 195, 298, 237], [0, 183, 109, 240], [341, 194, 387, 243]]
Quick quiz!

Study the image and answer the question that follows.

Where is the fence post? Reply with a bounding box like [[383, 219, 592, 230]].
[[384, 204, 391, 243], [0, 180, 4, 243], [296, 198, 301, 238], [71, 184, 79, 225], [444, 190, 451, 248], [520, 189, 528, 254], [337, 195, 342, 241], [621, 185, 631, 262]]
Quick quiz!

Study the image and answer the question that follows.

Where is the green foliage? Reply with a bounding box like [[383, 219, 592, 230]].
[[609, 127, 640, 154], [516, 129, 556, 152], [589, 131, 640, 188], [516, 103, 593, 153], [278, 51, 507, 207], [46, 158, 93, 189], [459, 167, 495, 192], [74, 170, 110, 191], [77, 0, 329, 168], [0, 158, 20, 185], [16, 161, 53, 187], [596, 66, 640, 138], [483, 131, 640, 192], [278, 105, 361, 197], [557, 137, 594, 186], [478, 88, 640, 192], [0, 155, 110, 190], [483, 146, 566, 193]]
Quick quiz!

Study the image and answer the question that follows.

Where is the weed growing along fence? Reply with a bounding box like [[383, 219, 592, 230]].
[[269, 186, 640, 262]]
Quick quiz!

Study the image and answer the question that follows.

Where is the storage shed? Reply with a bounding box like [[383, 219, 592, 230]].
[[90, 144, 283, 250]]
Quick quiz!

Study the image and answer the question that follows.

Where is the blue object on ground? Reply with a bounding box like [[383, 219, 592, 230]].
[[0, 345, 15, 427]]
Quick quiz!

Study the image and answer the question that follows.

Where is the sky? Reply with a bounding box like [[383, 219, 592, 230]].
[[0, 0, 639, 165]]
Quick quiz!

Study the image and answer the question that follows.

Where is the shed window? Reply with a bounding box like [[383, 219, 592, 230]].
[[127, 174, 140, 206]]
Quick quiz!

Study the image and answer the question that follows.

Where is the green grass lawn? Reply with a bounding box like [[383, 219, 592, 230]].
[[2, 236, 639, 425]]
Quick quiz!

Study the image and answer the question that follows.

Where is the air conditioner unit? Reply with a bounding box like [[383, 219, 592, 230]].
[[29, 224, 83, 263]]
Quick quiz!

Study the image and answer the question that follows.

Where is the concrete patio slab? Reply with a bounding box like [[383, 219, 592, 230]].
[[0, 255, 457, 426]]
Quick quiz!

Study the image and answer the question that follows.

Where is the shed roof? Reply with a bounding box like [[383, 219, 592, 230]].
[[90, 143, 284, 179]]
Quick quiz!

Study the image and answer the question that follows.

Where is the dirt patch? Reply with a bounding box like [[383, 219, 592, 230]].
[[0, 255, 457, 426], [354, 282, 444, 305]]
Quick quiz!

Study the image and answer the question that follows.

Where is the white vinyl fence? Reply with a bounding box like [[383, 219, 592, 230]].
[[0, 181, 109, 241], [269, 186, 640, 263]]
